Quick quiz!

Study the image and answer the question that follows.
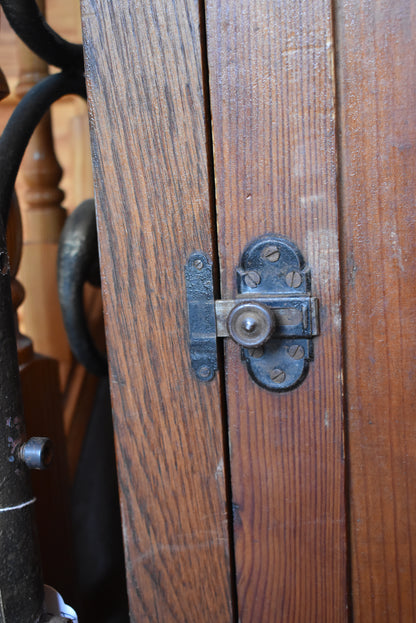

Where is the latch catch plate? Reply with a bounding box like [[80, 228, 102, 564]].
[[185, 234, 319, 391]]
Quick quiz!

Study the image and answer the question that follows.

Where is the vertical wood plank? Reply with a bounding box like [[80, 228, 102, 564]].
[[81, 1, 232, 621], [205, 1, 347, 620], [336, 1, 416, 620]]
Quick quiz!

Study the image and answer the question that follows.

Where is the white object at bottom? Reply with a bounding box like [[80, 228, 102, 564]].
[[43, 585, 78, 622]]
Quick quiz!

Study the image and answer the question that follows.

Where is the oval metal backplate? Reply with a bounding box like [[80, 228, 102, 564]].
[[185, 234, 319, 392]]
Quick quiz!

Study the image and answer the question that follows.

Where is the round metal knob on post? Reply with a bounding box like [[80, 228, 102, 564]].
[[227, 301, 275, 348], [19, 437, 53, 470]]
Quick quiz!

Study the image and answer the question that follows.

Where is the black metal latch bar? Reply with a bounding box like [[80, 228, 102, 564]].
[[185, 234, 319, 392]]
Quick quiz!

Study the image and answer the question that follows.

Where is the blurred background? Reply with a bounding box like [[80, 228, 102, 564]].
[[0, 3, 129, 621]]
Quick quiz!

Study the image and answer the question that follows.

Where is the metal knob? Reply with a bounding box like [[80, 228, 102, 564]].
[[227, 301, 275, 348], [19, 437, 53, 470]]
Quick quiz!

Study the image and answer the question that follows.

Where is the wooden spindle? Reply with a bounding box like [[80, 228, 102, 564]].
[[7, 192, 34, 363], [15, 0, 72, 387], [11, 0, 101, 483]]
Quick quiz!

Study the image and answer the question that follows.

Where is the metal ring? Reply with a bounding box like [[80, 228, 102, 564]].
[[58, 199, 108, 377]]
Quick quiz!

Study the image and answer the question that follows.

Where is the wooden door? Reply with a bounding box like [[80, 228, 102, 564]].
[[81, 0, 416, 621]]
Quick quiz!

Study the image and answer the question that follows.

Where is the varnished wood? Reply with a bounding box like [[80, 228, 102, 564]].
[[206, 1, 347, 620], [15, 5, 72, 386], [336, 1, 416, 620], [81, 1, 232, 620]]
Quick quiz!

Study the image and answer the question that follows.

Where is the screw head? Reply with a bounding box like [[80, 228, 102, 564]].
[[262, 245, 280, 262], [244, 270, 261, 288], [288, 344, 305, 360], [285, 270, 302, 288], [197, 364, 211, 379], [270, 368, 286, 384], [248, 346, 264, 359], [19, 437, 53, 470], [193, 258, 204, 270]]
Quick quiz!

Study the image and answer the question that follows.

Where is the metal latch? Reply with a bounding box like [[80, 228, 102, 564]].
[[185, 234, 319, 391]]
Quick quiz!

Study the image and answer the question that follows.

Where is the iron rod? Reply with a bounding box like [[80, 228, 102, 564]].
[[0, 0, 83, 70]]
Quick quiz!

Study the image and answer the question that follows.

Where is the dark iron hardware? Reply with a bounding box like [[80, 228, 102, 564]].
[[185, 234, 319, 391], [57, 199, 107, 377], [0, 1, 86, 620]]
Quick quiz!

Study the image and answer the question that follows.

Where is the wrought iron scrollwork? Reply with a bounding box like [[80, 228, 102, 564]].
[[0, 72, 86, 226], [0, 0, 107, 378], [0, 3, 89, 621], [1, 0, 84, 70], [58, 199, 107, 378], [0, 0, 86, 229]]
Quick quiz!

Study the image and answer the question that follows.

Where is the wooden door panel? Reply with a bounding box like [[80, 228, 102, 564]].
[[81, 1, 232, 621], [205, 1, 348, 620], [336, 0, 416, 620], [81, 0, 416, 620]]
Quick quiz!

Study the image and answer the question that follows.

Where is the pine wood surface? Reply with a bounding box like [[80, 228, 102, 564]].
[[205, 1, 347, 620], [336, 1, 416, 620], [81, 1, 232, 621]]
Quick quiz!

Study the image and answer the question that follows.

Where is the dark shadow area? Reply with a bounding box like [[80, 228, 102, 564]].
[[71, 378, 129, 623]]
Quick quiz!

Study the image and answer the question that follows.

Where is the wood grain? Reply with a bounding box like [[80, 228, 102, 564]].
[[81, 1, 232, 621], [336, 1, 416, 620], [205, 1, 347, 620]]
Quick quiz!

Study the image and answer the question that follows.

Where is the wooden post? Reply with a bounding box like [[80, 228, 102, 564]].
[[81, 0, 233, 619], [15, 0, 72, 387], [205, 1, 348, 619], [336, 0, 416, 618]]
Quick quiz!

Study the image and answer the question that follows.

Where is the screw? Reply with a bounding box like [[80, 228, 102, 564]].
[[285, 270, 302, 288], [248, 347, 264, 358], [262, 245, 280, 262], [244, 270, 261, 288], [288, 344, 305, 360], [193, 258, 204, 270], [270, 368, 286, 384], [198, 364, 211, 379], [19, 437, 53, 470]]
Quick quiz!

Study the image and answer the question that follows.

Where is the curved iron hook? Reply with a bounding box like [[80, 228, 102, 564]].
[[0, 71, 86, 229], [0, 0, 84, 70], [58, 199, 108, 377]]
